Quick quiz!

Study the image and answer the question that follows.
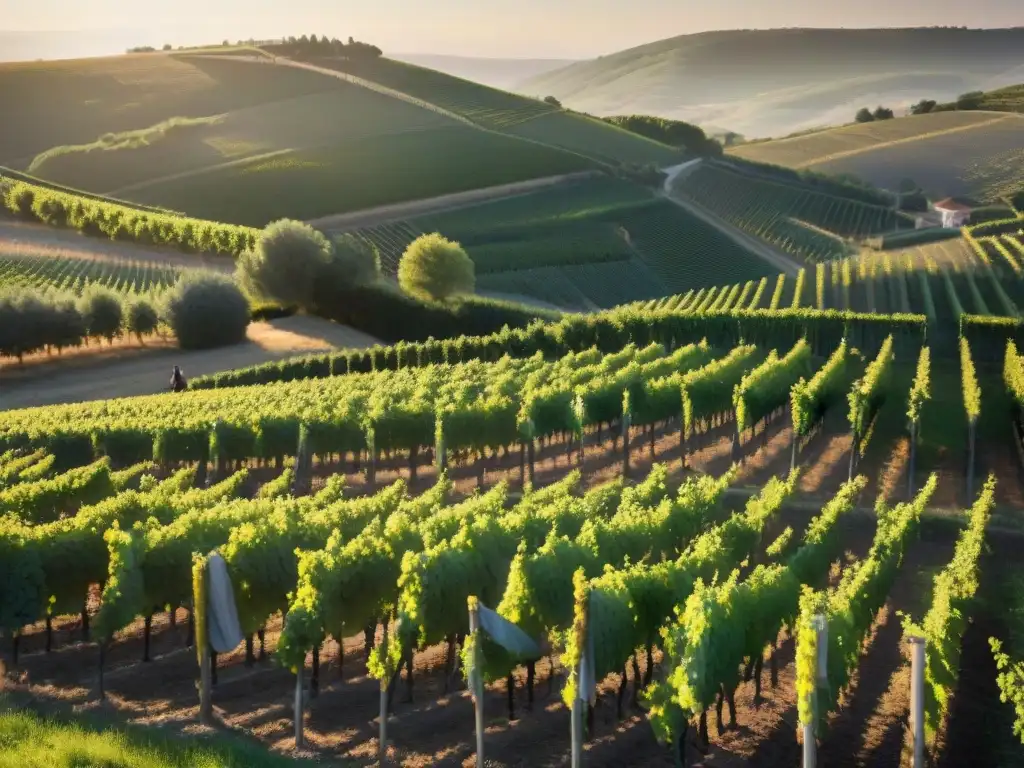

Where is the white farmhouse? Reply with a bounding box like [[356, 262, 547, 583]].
[[931, 199, 973, 228]]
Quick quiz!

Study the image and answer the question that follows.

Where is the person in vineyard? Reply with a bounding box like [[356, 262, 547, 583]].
[[170, 365, 188, 393]]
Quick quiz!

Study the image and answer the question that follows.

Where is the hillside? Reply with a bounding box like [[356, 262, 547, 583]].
[[331, 175, 780, 310], [2, 50, 685, 226], [389, 54, 576, 90], [730, 110, 1024, 203], [521, 28, 1024, 138], [289, 54, 679, 165]]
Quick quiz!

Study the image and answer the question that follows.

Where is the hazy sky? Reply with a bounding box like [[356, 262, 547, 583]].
[[5, 0, 1023, 58]]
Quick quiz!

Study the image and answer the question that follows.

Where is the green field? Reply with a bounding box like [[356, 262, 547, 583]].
[[503, 111, 680, 165], [123, 127, 591, 226], [298, 55, 678, 165], [729, 111, 1008, 168], [26, 84, 454, 195], [302, 54, 560, 128], [0, 54, 355, 167], [2, 52, 604, 223], [729, 111, 1024, 202], [674, 161, 912, 262]]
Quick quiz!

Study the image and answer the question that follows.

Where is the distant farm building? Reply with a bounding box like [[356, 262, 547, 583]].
[[931, 199, 973, 228]]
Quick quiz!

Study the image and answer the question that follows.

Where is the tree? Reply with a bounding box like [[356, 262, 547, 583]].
[[911, 99, 936, 115], [50, 296, 86, 353], [544, 95, 563, 108], [235, 219, 335, 307], [163, 44, 173, 52], [79, 286, 123, 344], [162, 272, 249, 350], [330, 233, 381, 285], [873, 106, 895, 120], [126, 297, 160, 343], [957, 91, 984, 110], [398, 233, 475, 302], [855, 108, 875, 123]]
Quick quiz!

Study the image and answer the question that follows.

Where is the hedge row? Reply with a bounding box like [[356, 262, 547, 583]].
[[0, 178, 258, 258]]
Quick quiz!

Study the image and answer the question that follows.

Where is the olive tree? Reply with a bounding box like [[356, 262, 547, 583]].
[[235, 219, 335, 307], [162, 272, 250, 349], [79, 286, 123, 344], [126, 297, 160, 343], [397, 233, 474, 302]]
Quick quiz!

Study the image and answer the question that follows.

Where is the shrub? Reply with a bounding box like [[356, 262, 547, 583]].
[[126, 297, 160, 342], [330, 233, 380, 286], [162, 272, 250, 350], [50, 296, 87, 352], [78, 286, 123, 343], [235, 219, 334, 307], [397, 233, 475, 302], [855, 108, 875, 123]]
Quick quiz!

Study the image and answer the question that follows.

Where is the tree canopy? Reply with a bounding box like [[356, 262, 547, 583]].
[[398, 233, 475, 302]]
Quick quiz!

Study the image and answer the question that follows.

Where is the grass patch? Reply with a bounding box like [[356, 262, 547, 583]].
[[0, 697, 321, 768]]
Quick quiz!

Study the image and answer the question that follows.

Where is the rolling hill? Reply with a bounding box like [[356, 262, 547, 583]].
[[729, 110, 1024, 203], [389, 54, 576, 90], [1, 50, 677, 227], [331, 175, 780, 310], [521, 28, 1024, 138]]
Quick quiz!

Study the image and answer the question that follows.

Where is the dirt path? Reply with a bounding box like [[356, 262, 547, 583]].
[[309, 171, 599, 231], [661, 191, 802, 277], [0, 316, 379, 409]]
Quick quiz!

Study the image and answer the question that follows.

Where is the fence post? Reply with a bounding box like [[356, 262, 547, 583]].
[[468, 600, 485, 768], [909, 636, 926, 768]]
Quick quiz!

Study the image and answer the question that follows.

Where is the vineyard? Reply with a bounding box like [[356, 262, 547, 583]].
[[339, 178, 776, 309], [0, 249, 181, 297], [635, 233, 1024, 349], [672, 161, 913, 264], [2, 301, 1024, 766]]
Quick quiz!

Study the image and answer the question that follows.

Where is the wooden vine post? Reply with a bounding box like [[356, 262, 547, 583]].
[[801, 614, 827, 768], [467, 597, 485, 768], [378, 620, 390, 767], [908, 636, 926, 768], [907, 416, 918, 498], [573, 395, 585, 471], [571, 583, 591, 768], [192, 555, 213, 725], [621, 391, 631, 477], [294, 660, 305, 748]]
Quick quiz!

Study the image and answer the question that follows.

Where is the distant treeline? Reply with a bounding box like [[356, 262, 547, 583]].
[[127, 35, 382, 59], [859, 84, 1024, 123], [264, 35, 382, 60], [602, 115, 724, 156]]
